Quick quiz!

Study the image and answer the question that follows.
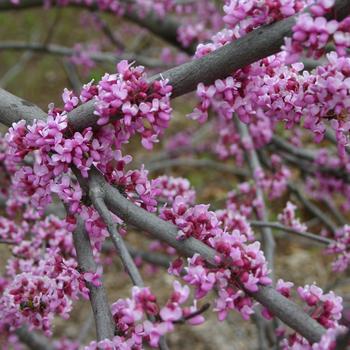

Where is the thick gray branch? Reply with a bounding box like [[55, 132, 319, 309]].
[[90, 168, 326, 344], [1, 0, 349, 132], [68, 0, 350, 131], [0, 88, 46, 125]]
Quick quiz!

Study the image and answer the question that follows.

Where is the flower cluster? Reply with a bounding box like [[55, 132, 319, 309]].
[[86, 281, 205, 349], [152, 175, 196, 205], [223, 0, 306, 34], [262, 280, 343, 349], [111, 160, 159, 214], [4, 61, 171, 214], [278, 201, 307, 232], [70, 43, 97, 75], [284, 0, 350, 62], [191, 49, 350, 161], [93, 60, 172, 150], [305, 149, 350, 212], [0, 217, 26, 244], [255, 155, 291, 200], [216, 209, 254, 241], [212, 117, 245, 163], [162, 195, 271, 320], [188, 77, 241, 124], [1, 251, 88, 335], [225, 182, 263, 219], [326, 225, 350, 272]]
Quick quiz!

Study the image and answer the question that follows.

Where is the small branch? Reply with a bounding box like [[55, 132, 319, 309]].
[[288, 183, 338, 233], [103, 240, 172, 269], [16, 327, 54, 350], [270, 136, 350, 182], [322, 199, 348, 226], [89, 176, 144, 287], [0, 51, 33, 88], [147, 157, 248, 178], [235, 119, 275, 283], [0, 0, 193, 54], [258, 149, 339, 234], [71, 213, 115, 340], [62, 59, 82, 93], [173, 303, 210, 324], [249, 221, 334, 245], [77, 312, 95, 343], [0, 238, 16, 244], [0, 30, 39, 88], [0, 41, 170, 68], [271, 135, 316, 162], [91, 12, 125, 50], [42, 8, 62, 47], [251, 312, 271, 350], [141, 122, 213, 164], [127, 244, 172, 269]]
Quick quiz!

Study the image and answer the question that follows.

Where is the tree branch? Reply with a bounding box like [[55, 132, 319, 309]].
[[1, 0, 349, 132], [71, 214, 115, 340], [68, 0, 350, 131], [0, 88, 47, 125], [0, 0, 194, 54], [147, 157, 248, 178], [87, 174, 170, 350], [90, 167, 326, 344], [235, 119, 275, 282], [288, 183, 338, 232], [89, 178, 145, 287], [15, 327, 54, 350], [0, 41, 170, 68], [249, 221, 334, 245]]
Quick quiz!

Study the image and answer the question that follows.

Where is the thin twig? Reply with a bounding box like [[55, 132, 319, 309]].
[[173, 303, 210, 324], [89, 179, 144, 287], [288, 183, 338, 233], [16, 327, 54, 350], [249, 221, 334, 245], [92, 12, 125, 50], [103, 240, 172, 269], [0, 41, 171, 68], [0, 238, 16, 245], [42, 8, 62, 47], [322, 199, 348, 226], [77, 312, 95, 343], [147, 157, 248, 178], [62, 59, 82, 93], [235, 119, 275, 283]]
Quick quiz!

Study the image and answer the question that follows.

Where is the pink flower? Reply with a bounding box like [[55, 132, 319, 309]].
[[83, 267, 103, 287]]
